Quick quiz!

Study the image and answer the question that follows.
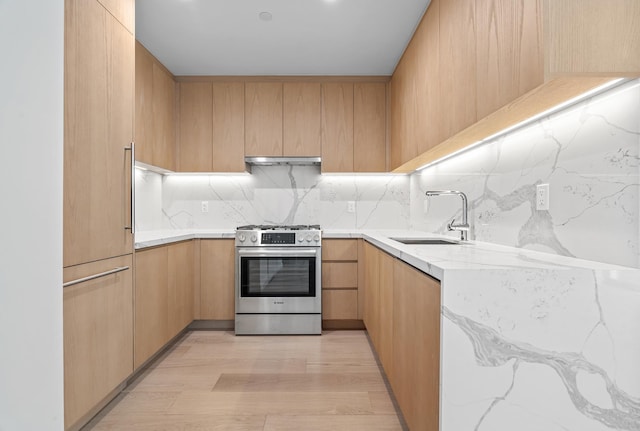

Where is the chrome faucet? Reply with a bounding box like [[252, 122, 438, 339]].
[[425, 190, 470, 241]]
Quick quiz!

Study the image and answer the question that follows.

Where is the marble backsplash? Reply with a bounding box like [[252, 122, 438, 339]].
[[411, 79, 640, 268], [135, 167, 410, 231], [135, 78, 640, 268]]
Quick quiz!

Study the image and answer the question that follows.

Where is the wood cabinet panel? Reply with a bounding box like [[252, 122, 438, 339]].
[[284, 82, 322, 156], [322, 262, 358, 289], [354, 83, 386, 172], [97, 0, 134, 34], [439, 0, 477, 138], [152, 63, 176, 170], [392, 259, 440, 431], [64, 0, 133, 267], [389, 61, 413, 170], [245, 82, 283, 157], [545, 0, 640, 76], [200, 240, 235, 320], [362, 242, 380, 348], [322, 289, 358, 320], [135, 42, 176, 170], [321, 83, 354, 172], [178, 82, 213, 171], [134, 246, 169, 369], [135, 41, 153, 165], [476, 0, 544, 119], [168, 241, 194, 336], [212, 82, 245, 172], [378, 250, 395, 384], [63, 255, 133, 430], [415, 0, 442, 156], [322, 239, 358, 261]]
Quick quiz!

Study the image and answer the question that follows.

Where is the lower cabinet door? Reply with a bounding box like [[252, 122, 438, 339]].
[[63, 255, 133, 430]]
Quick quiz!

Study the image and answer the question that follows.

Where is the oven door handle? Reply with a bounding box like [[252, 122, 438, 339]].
[[237, 248, 319, 258]]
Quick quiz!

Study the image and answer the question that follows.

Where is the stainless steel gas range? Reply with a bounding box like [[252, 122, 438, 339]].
[[234, 224, 322, 335]]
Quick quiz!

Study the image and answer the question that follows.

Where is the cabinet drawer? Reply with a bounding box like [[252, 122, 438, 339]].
[[322, 262, 358, 289], [322, 289, 358, 320], [63, 255, 133, 430], [322, 239, 358, 261]]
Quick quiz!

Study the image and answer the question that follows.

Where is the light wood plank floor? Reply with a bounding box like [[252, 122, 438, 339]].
[[84, 330, 405, 430]]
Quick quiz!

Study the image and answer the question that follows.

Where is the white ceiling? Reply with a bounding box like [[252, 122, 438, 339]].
[[135, 0, 431, 76]]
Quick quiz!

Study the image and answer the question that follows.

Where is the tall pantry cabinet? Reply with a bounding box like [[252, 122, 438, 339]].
[[63, 0, 135, 429]]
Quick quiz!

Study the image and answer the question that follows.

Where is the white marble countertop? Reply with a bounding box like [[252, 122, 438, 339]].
[[134, 228, 631, 280]]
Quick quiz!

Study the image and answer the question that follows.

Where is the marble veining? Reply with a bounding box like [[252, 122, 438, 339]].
[[412, 79, 640, 268], [156, 166, 409, 230], [443, 305, 640, 430], [441, 267, 640, 431]]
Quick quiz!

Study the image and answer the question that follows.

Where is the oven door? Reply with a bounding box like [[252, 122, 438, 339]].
[[236, 247, 321, 314]]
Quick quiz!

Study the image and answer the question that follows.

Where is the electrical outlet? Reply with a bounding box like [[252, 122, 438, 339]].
[[201, 201, 209, 213], [347, 201, 356, 213], [536, 184, 549, 211]]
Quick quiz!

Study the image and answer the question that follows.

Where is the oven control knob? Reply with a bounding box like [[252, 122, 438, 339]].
[[306, 234, 312, 242], [251, 234, 258, 243], [297, 235, 304, 243], [238, 234, 246, 243], [313, 234, 320, 242]]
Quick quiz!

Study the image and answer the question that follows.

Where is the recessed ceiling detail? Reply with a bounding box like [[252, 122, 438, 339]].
[[136, 0, 430, 76], [259, 11, 273, 22]]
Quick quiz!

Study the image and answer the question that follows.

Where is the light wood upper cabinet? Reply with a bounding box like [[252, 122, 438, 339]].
[[135, 42, 176, 170], [212, 82, 246, 172], [284, 82, 322, 156], [390, 0, 639, 173], [321, 83, 354, 172], [545, 0, 640, 77], [439, 0, 477, 139], [322, 82, 387, 172], [476, 0, 544, 119], [97, 0, 134, 34], [135, 42, 153, 164], [173, 78, 387, 172], [177, 81, 246, 172], [200, 239, 235, 320], [354, 83, 386, 172], [63, 255, 133, 430], [64, 0, 133, 267], [178, 82, 213, 171], [152, 64, 176, 170], [245, 82, 283, 157]]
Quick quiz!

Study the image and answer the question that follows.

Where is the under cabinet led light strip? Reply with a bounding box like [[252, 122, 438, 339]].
[[416, 78, 627, 173]]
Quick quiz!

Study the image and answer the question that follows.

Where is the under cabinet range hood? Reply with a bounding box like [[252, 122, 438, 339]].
[[244, 156, 321, 167]]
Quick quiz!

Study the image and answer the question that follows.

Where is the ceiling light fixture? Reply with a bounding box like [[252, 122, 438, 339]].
[[259, 11, 273, 22]]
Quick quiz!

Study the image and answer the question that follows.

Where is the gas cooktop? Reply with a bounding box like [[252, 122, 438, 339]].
[[235, 224, 321, 246], [237, 224, 321, 231]]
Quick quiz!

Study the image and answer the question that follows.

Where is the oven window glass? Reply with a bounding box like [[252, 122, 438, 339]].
[[241, 257, 316, 297]]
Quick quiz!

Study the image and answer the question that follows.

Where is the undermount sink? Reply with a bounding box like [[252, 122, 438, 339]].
[[389, 237, 459, 245]]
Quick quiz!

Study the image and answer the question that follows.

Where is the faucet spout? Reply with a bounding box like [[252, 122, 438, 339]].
[[425, 190, 469, 241]]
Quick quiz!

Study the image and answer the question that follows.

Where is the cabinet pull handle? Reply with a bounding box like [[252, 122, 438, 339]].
[[63, 266, 130, 288], [124, 142, 135, 234]]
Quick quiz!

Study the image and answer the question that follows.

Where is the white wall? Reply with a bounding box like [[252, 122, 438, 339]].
[[0, 1, 64, 430]]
